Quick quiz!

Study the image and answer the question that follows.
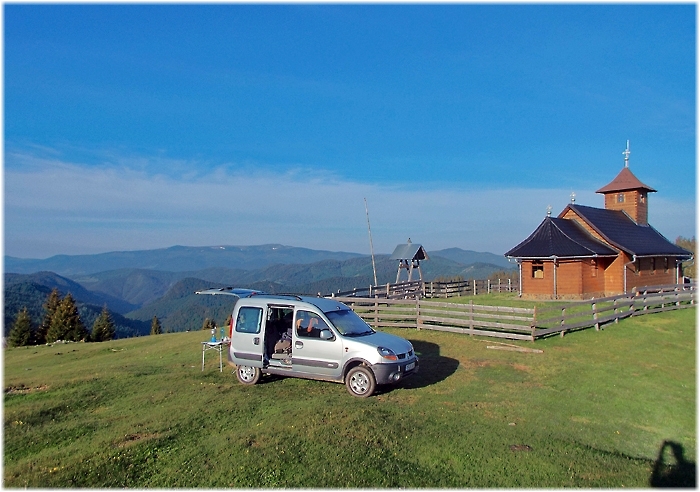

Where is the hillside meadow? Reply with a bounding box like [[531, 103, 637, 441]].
[[3, 304, 695, 487]]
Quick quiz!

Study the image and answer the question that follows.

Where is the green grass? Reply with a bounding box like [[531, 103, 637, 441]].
[[4, 305, 696, 487]]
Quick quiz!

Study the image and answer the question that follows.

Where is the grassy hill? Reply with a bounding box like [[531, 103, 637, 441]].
[[4, 305, 695, 487]]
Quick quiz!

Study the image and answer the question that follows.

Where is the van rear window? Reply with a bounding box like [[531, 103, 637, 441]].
[[235, 307, 263, 334]]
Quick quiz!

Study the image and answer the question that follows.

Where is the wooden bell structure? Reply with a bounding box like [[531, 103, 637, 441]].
[[389, 238, 429, 283]]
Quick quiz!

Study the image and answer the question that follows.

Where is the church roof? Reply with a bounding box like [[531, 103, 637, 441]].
[[562, 204, 692, 258], [504, 216, 618, 259], [596, 166, 657, 194]]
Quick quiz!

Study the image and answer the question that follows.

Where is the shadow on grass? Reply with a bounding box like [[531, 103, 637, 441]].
[[254, 339, 459, 394], [394, 339, 459, 390], [650, 440, 696, 488]]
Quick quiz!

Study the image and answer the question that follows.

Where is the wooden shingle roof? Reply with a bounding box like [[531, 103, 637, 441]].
[[562, 204, 692, 258], [596, 167, 657, 194], [504, 216, 618, 259]]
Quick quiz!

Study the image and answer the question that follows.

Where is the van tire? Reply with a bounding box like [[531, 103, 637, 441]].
[[236, 365, 261, 385], [345, 366, 376, 397]]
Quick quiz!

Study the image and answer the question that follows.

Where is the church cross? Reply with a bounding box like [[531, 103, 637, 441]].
[[622, 140, 631, 168]]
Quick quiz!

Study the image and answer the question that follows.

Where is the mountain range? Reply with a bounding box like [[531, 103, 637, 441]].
[[4, 244, 515, 337]]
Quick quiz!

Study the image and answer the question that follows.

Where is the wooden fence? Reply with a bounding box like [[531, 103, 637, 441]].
[[333, 282, 695, 341], [327, 278, 518, 299], [531, 283, 696, 339], [334, 296, 537, 341]]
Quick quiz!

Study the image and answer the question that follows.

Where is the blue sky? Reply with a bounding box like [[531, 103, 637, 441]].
[[4, 4, 696, 259]]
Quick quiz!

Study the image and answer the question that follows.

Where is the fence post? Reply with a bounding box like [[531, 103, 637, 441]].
[[430, 281, 434, 298], [614, 298, 619, 323], [467, 300, 474, 335], [386, 283, 390, 297], [487, 279, 491, 294], [692, 283, 696, 305], [373, 297, 379, 328], [416, 296, 421, 331], [675, 285, 681, 307], [593, 300, 599, 331], [559, 307, 566, 337], [498, 278, 501, 293], [531, 306, 537, 341], [473, 279, 477, 296], [508, 278, 512, 292], [628, 293, 635, 317]]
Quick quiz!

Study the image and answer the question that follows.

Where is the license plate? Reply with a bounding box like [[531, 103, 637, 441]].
[[405, 361, 415, 371]]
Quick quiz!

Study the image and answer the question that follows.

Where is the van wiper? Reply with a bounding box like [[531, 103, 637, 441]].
[[345, 329, 374, 337]]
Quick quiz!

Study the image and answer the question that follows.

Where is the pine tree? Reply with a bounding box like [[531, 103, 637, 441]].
[[8, 308, 33, 347], [150, 316, 162, 335], [46, 294, 88, 342], [91, 306, 116, 342], [37, 288, 61, 345]]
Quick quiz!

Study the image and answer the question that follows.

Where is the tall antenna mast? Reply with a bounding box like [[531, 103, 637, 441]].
[[364, 198, 378, 287]]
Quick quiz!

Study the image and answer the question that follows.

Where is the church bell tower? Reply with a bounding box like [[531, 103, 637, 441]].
[[595, 141, 657, 225]]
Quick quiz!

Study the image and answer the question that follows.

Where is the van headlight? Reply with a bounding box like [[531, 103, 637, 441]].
[[377, 346, 398, 361]]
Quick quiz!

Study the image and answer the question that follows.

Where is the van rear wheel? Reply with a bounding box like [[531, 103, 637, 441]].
[[236, 365, 261, 385], [346, 366, 376, 397]]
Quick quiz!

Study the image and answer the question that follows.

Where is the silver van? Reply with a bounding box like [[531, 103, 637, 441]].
[[196, 288, 418, 397]]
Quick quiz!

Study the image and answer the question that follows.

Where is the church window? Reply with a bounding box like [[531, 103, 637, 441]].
[[590, 259, 597, 277], [532, 261, 544, 279], [617, 193, 625, 203]]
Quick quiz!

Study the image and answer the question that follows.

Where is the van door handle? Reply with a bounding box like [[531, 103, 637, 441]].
[[253, 337, 260, 345], [295, 341, 303, 349]]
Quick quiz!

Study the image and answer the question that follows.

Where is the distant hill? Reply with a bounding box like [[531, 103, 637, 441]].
[[5, 272, 139, 313], [5, 244, 512, 277], [124, 278, 249, 333], [67, 252, 515, 307], [430, 248, 513, 269], [4, 245, 516, 335], [5, 244, 364, 276], [3, 273, 149, 338], [70, 269, 194, 307]]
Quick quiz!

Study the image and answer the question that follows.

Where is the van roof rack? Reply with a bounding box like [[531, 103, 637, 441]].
[[195, 288, 304, 301], [195, 287, 263, 298]]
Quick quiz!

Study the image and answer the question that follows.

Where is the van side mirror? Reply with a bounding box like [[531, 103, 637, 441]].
[[319, 329, 334, 341]]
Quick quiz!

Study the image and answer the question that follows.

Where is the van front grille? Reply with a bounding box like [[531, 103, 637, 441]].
[[397, 350, 413, 360]]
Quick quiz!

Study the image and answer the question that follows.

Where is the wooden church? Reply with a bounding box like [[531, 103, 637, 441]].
[[505, 143, 693, 299]]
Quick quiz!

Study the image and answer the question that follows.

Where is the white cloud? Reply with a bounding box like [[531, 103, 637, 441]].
[[4, 153, 695, 259]]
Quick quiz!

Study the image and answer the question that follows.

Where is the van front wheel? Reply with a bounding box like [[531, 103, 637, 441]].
[[346, 366, 376, 397], [236, 365, 261, 385]]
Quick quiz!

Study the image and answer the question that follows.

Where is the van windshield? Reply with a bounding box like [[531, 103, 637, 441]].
[[325, 309, 374, 336]]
